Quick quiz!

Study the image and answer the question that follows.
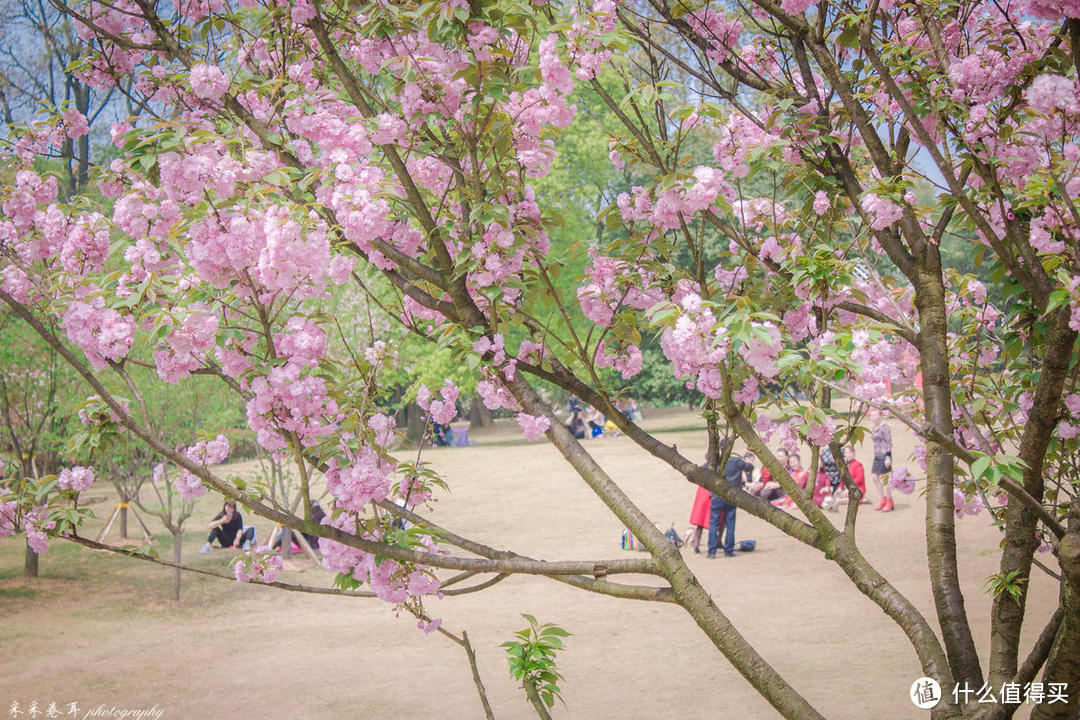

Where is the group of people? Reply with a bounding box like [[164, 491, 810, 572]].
[[687, 412, 897, 557], [200, 499, 327, 555], [687, 450, 754, 558], [564, 395, 641, 439], [432, 422, 455, 446]]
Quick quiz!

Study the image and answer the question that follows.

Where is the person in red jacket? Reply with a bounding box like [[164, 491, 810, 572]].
[[813, 469, 833, 508], [747, 448, 788, 499], [845, 446, 866, 494], [767, 452, 808, 508], [836, 445, 867, 506]]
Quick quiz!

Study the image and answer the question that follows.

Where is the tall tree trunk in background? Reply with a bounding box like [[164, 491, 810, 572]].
[[469, 397, 492, 430], [406, 402, 425, 441], [172, 529, 183, 601], [24, 539, 38, 577]]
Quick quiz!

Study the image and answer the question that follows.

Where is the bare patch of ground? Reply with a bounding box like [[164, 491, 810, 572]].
[[0, 410, 1057, 719]]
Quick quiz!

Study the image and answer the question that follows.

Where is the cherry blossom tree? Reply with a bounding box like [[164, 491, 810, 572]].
[[2, 0, 1080, 718], [0, 314, 78, 575]]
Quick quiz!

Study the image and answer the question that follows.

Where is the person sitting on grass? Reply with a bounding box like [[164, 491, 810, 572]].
[[747, 448, 788, 499], [586, 406, 606, 438], [765, 452, 808, 507], [271, 500, 327, 554], [813, 450, 839, 509], [200, 500, 254, 553], [835, 446, 867, 505], [790, 454, 809, 489], [566, 410, 586, 439]]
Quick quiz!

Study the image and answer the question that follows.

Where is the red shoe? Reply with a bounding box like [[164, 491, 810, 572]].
[[882, 498, 895, 512], [875, 498, 887, 511]]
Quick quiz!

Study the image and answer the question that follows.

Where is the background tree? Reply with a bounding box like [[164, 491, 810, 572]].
[[0, 312, 78, 576], [0, 0, 127, 194], [71, 365, 247, 598]]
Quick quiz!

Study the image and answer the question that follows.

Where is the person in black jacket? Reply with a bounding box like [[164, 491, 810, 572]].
[[708, 452, 754, 558], [200, 501, 254, 552]]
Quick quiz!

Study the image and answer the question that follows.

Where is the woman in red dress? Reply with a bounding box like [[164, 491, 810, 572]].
[[688, 486, 711, 553]]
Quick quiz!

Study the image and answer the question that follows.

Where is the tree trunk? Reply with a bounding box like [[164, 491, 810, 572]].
[[120, 505, 129, 539], [990, 310, 1078, 688], [469, 397, 492, 430], [406, 402, 425, 441], [24, 539, 38, 577], [172, 529, 183, 601], [914, 264, 983, 685], [1032, 526, 1080, 720], [523, 680, 553, 720]]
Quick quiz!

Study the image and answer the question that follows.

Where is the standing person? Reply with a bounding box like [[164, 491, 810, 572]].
[[870, 409, 894, 512], [200, 501, 254, 552], [708, 452, 753, 558], [687, 485, 710, 554]]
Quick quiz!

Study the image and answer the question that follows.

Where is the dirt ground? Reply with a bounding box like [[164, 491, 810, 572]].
[[0, 410, 1060, 719]]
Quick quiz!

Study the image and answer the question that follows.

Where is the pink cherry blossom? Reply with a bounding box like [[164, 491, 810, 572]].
[[246, 364, 340, 450], [812, 191, 830, 215], [740, 323, 782, 379], [1025, 74, 1079, 115], [25, 506, 54, 555], [861, 193, 904, 231], [62, 110, 90, 139], [780, 0, 815, 13], [517, 413, 551, 441], [0, 501, 17, 538], [733, 376, 759, 404], [416, 380, 459, 425], [57, 466, 97, 493], [418, 618, 443, 634], [888, 467, 916, 494], [805, 419, 835, 447], [189, 63, 229, 101], [173, 471, 207, 500], [1057, 422, 1079, 440], [275, 316, 326, 368], [953, 488, 984, 517], [235, 548, 285, 583], [595, 343, 643, 379], [61, 298, 135, 369], [186, 435, 230, 465], [325, 448, 393, 512]]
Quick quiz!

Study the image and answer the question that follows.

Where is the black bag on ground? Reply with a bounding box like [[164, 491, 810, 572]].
[[664, 525, 684, 548]]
